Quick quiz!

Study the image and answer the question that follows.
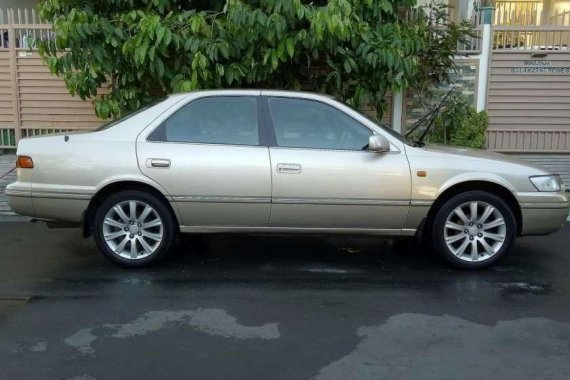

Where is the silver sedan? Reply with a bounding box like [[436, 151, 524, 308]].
[[6, 90, 570, 268]]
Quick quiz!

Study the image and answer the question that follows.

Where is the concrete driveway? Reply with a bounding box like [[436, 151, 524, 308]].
[[0, 221, 570, 379]]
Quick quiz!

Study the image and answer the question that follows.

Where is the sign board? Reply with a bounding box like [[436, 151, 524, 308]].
[[511, 60, 570, 74]]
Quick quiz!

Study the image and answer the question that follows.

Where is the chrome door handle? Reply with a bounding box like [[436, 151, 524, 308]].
[[147, 158, 171, 168], [277, 163, 302, 174]]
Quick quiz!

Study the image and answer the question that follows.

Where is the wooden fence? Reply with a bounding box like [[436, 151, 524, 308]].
[[0, 8, 102, 149], [486, 37, 570, 153]]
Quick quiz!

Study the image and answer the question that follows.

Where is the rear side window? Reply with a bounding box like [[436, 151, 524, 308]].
[[148, 96, 259, 145], [267, 97, 372, 151]]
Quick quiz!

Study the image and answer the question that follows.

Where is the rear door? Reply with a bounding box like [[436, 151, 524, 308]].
[[264, 95, 411, 230], [137, 95, 272, 227]]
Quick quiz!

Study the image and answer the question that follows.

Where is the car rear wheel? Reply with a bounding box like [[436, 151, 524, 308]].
[[93, 190, 177, 267], [432, 191, 517, 269]]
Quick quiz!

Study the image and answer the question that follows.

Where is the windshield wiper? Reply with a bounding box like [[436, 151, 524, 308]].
[[404, 87, 455, 145]]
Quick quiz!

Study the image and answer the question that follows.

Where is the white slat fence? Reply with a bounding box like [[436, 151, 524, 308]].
[[0, 8, 103, 149]]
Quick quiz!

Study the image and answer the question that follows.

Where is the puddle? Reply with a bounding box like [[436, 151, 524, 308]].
[[63, 308, 280, 356], [8, 341, 48, 354], [314, 313, 570, 380], [501, 281, 552, 295], [338, 247, 361, 255], [304, 268, 350, 274]]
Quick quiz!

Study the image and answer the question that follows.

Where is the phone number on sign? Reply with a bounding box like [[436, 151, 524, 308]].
[[511, 67, 570, 74]]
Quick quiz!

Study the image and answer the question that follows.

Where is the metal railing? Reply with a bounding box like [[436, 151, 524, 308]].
[[0, 8, 52, 50], [0, 7, 44, 24], [461, 26, 483, 54], [494, 1, 541, 26], [432, 25, 483, 54], [492, 26, 570, 51], [551, 10, 570, 26]]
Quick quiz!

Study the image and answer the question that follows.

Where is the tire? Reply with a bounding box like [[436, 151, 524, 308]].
[[93, 190, 178, 267], [431, 191, 517, 269]]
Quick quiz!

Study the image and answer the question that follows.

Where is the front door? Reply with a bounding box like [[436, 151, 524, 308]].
[[137, 95, 271, 227], [264, 96, 411, 230]]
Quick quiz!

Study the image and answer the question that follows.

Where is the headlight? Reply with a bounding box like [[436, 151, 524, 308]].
[[529, 175, 562, 192]]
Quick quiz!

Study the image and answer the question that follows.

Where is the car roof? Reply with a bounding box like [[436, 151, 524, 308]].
[[168, 89, 334, 101]]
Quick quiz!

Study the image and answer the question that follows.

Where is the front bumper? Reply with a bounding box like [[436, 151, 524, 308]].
[[517, 191, 570, 236]]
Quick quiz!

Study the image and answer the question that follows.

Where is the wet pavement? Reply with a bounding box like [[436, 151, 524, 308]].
[[0, 221, 569, 379]]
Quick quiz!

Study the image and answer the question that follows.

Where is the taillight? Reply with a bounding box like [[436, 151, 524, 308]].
[[16, 155, 34, 169]]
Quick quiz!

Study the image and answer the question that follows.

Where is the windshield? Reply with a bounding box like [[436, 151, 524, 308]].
[[354, 109, 420, 146], [332, 97, 420, 146]]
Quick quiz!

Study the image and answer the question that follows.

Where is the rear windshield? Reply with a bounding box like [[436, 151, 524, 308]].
[[96, 102, 158, 131]]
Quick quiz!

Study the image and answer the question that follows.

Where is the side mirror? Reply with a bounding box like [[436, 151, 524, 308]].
[[368, 134, 390, 153]]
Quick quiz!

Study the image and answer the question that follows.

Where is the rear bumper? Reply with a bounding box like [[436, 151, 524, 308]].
[[6, 182, 90, 223], [517, 191, 570, 236], [5, 183, 34, 217]]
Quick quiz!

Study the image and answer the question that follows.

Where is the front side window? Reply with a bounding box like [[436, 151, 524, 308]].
[[149, 96, 259, 145], [267, 97, 372, 150]]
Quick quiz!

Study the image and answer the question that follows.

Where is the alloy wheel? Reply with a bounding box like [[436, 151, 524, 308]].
[[443, 201, 507, 262], [102, 200, 164, 260]]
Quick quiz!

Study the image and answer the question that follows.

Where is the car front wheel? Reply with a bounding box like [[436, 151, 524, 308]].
[[432, 191, 517, 269], [93, 190, 177, 267]]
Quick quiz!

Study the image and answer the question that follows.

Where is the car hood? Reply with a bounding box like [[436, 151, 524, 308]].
[[411, 144, 549, 173]]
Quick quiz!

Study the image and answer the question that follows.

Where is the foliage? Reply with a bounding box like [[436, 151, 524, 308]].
[[37, 0, 473, 119], [425, 92, 488, 149], [411, 2, 475, 97]]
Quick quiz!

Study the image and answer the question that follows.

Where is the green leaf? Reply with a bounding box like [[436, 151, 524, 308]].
[[225, 67, 234, 85], [219, 43, 229, 59], [286, 38, 295, 58], [199, 54, 207, 70], [156, 26, 166, 46], [138, 44, 148, 64], [155, 58, 164, 77], [277, 41, 285, 60], [216, 63, 225, 77], [183, 38, 192, 52], [263, 49, 271, 65], [164, 29, 172, 47], [115, 28, 125, 39], [343, 60, 351, 73]]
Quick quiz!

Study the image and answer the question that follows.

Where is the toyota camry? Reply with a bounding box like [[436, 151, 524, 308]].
[[6, 90, 570, 268]]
